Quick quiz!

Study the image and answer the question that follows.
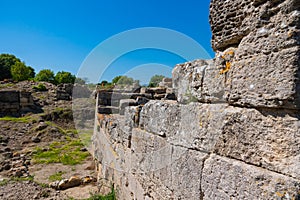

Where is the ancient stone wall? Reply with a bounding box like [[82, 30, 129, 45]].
[[0, 90, 35, 117], [92, 0, 300, 199], [97, 79, 175, 115]]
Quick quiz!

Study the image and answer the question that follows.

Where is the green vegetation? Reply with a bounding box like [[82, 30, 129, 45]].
[[33, 139, 90, 165], [0, 54, 21, 80], [112, 75, 139, 86], [148, 74, 165, 87], [48, 171, 65, 181], [68, 187, 116, 200], [55, 71, 75, 84], [0, 176, 34, 186], [96, 75, 140, 89], [79, 129, 93, 147], [0, 116, 34, 123], [0, 53, 80, 84], [35, 69, 55, 83], [32, 83, 47, 91], [11, 62, 35, 81]]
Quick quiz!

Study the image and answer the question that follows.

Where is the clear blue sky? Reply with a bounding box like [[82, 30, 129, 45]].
[[0, 0, 214, 83]]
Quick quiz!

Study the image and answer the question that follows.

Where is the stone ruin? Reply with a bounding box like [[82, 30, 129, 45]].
[[0, 90, 37, 117], [92, 0, 300, 199], [97, 77, 175, 115]]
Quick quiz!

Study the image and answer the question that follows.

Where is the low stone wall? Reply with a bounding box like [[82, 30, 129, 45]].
[[97, 84, 176, 115], [0, 90, 35, 117]]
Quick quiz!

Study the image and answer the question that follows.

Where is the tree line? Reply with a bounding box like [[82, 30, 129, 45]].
[[0, 53, 168, 87], [0, 54, 76, 84]]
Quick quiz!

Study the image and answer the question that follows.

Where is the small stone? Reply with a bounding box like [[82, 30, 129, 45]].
[[14, 169, 23, 177], [35, 122, 48, 131], [31, 137, 41, 143], [0, 136, 9, 143], [80, 147, 87, 152], [4, 147, 11, 152], [3, 164, 11, 170], [2, 152, 12, 159]]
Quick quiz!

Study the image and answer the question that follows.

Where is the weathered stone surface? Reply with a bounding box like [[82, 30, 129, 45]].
[[94, 125, 208, 200], [134, 147, 207, 200], [158, 78, 172, 88], [214, 107, 300, 179], [119, 99, 137, 115], [210, 0, 300, 109], [139, 101, 300, 179], [0, 90, 19, 102], [172, 59, 225, 104], [139, 100, 180, 137], [141, 87, 167, 95], [0, 90, 37, 117], [202, 154, 300, 200]]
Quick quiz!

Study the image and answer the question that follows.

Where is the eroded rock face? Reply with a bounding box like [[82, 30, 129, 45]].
[[0, 90, 37, 117], [210, 0, 300, 109], [202, 154, 300, 200]]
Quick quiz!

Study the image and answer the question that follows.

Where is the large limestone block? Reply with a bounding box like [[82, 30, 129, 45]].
[[209, 0, 299, 51], [202, 154, 300, 200], [209, 0, 253, 51], [214, 107, 300, 179], [124, 129, 207, 199], [210, 0, 300, 109], [139, 101, 300, 179], [0, 90, 19, 102], [169, 103, 231, 152], [139, 100, 180, 137], [132, 144, 208, 200], [172, 59, 225, 104]]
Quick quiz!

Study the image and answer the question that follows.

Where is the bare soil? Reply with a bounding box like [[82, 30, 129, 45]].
[[0, 82, 98, 200]]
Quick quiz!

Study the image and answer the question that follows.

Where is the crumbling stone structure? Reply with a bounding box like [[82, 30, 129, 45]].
[[97, 79, 176, 115], [0, 90, 36, 117], [92, 0, 300, 199]]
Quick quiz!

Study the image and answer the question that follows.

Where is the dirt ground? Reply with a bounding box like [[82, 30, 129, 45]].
[[0, 82, 99, 200]]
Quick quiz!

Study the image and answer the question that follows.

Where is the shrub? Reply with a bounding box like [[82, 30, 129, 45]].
[[33, 83, 47, 91]]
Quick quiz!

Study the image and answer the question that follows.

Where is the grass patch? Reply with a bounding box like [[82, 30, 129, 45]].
[[0, 83, 15, 89], [86, 187, 116, 200], [0, 176, 34, 186], [44, 121, 78, 136], [0, 116, 34, 123], [32, 83, 47, 91], [79, 129, 93, 147], [67, 187, 116, 200], [33, 139, 90, 165], [48, 171, 65, 181], [0, 178, 10, 186]]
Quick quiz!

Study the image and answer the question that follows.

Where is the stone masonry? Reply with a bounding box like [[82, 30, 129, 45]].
[[0, 90, 36, 117], [92, 0, 300, 199]]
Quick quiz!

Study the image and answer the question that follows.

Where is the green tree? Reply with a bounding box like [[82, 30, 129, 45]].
[[35, 69, 55, 83], [0, 54, 21, 80], [55, 71, 76, 84], [148, 75, 165, 87], [118, 76, 134, 85], [28, 66, 36, 78], [11, 62, 34, 81], [112, 76, 122, 84]]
